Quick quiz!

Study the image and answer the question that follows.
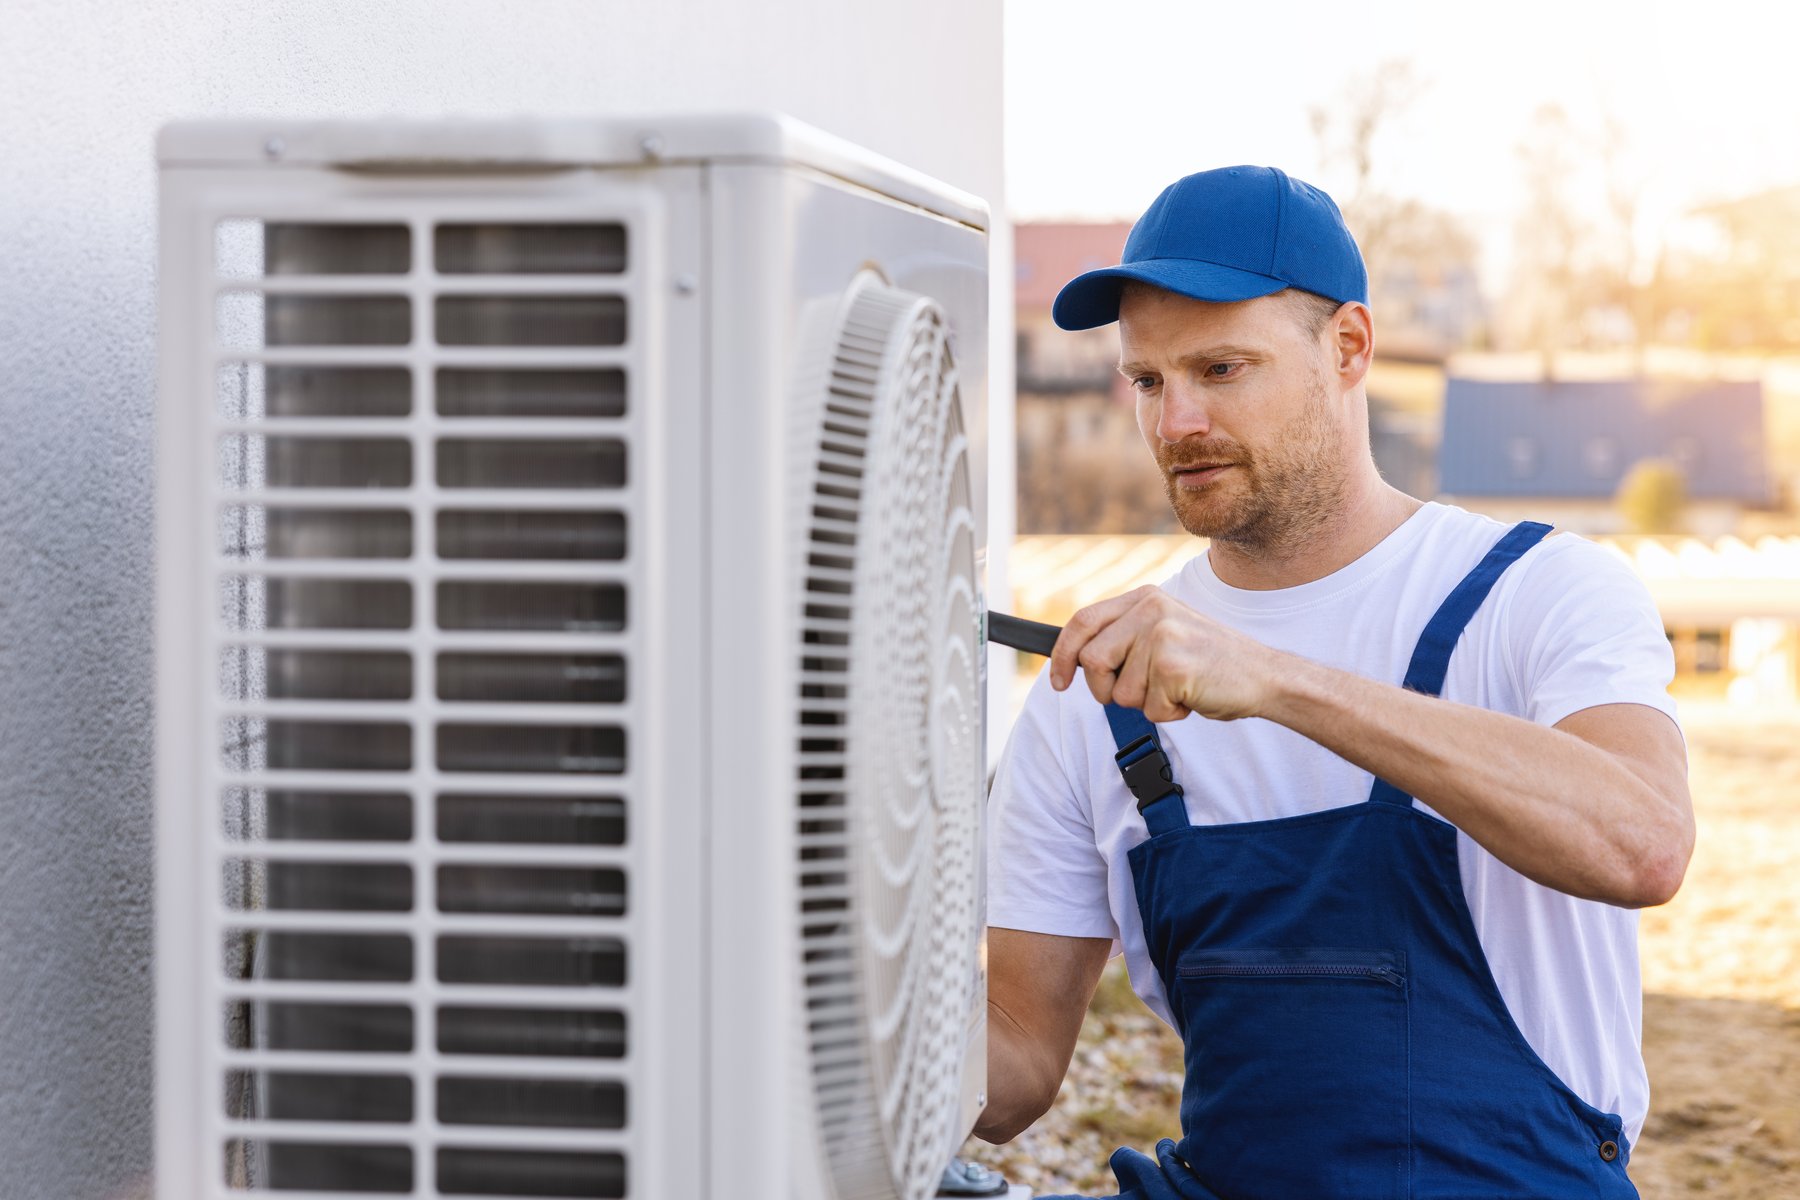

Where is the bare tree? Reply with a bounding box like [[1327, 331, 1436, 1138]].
[[1308, 59, 1427, 269], [1511, 104, 1589, 377], [1508, 104, 1668, 372], [1666, 185, 1800, 351], [1309, 61, 1483, 355], [1596, 111, 1655, 370]]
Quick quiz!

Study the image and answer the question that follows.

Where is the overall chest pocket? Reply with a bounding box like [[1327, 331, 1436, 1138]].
[[1175, 947, 1411, 1200]]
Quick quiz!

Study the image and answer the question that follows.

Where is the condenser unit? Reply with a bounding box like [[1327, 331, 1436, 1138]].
[[156, 115, 992, 1200]]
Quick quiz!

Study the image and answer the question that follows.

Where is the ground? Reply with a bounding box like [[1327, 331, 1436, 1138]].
[[964, 703, 1800, 1197]]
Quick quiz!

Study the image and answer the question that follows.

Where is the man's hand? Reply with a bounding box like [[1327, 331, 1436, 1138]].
[[1048, 585, 1287, 722], [1043, 586, 1693, 908]]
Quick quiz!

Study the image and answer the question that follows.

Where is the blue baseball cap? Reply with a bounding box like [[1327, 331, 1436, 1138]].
[[1052, 166, 1368, 330]]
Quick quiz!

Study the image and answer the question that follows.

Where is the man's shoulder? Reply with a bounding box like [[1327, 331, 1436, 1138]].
[[1437, 518, 1669, 713], [1492, 523, 1642, 604], [1412, 505, 1627, 593], [1410, 501, 1520, 558], [1386, 510, 1659, 683]]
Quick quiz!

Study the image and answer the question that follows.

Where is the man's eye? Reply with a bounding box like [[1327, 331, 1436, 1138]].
[[1206, 362, 1239, 378], [1132, 375, 1158, 391]]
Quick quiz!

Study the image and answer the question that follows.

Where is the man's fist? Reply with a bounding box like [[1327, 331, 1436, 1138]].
[[1048, 586, 1282, 723]]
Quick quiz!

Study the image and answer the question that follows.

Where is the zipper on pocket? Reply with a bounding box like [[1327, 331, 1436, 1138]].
[[1179, 962, 1405, 988]]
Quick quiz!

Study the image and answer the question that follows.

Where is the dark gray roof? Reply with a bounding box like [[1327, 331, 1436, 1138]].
[[1437, 378, 1770, 502]]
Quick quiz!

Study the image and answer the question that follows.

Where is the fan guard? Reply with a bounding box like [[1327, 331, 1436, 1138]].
[[793, 274, 983, 1200]]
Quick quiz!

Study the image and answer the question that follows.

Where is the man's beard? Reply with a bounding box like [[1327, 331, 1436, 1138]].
[[1156, 375, 1347, 554]]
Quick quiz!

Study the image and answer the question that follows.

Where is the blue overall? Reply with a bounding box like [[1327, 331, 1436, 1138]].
[[1043, 522, 1638, 1200]]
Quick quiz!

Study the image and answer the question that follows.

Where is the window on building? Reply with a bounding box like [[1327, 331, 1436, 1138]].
[[1695, 629, 1725, 673], [1668, 626, 1730, 676], [1584, 437, 1619, 479], [1506, 436, 1538, 478], [1668, 435, 1703, 472]]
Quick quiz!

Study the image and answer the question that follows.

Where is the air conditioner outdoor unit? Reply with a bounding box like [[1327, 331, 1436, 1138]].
[[156, 115, 992, 1200]]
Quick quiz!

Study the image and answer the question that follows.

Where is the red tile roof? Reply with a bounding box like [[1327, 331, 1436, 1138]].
[[1014, 222, 1131, 311]]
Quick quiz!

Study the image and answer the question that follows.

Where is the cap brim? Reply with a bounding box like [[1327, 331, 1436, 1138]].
[[1051, 259, 1289, 331]]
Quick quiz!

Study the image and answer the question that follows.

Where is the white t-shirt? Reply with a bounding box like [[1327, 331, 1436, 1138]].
[[986, 501, 1679, 1145]]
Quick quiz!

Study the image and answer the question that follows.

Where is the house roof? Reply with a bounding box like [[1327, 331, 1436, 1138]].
[[1437, 378, 1770, 503], [1014, 222, 1131, 310]]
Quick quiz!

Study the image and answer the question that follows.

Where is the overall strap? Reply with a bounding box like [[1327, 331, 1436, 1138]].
[[1369, 520, 1553, 807], [1104, 702, 1189, 836]]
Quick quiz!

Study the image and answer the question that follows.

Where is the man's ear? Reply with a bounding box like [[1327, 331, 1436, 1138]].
[[1333, 301, 1373, 387]]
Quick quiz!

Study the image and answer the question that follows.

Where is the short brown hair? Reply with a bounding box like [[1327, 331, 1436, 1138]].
[[1284, 288, 1344, 337]]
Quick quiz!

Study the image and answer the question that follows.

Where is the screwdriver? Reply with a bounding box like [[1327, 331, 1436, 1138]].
[[985, 611, 1062, 658]]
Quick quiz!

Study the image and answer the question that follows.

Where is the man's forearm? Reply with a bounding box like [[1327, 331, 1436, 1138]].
[[1259, 652, 1691, 907], [976, 929, 1110, 1143]]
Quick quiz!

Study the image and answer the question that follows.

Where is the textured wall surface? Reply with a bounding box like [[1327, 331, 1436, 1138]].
[[0, 4, 1004, 1196]]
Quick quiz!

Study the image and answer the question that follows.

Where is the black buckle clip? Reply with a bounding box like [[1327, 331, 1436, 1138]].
[[1114, 734, 1183, 814]]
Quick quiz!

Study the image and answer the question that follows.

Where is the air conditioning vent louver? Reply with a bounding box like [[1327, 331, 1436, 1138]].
[[205, 215, 641, 1196], [797, 276, 983, 1200]]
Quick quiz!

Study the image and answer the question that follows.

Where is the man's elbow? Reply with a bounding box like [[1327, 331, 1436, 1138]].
[[1622, 816, 1695, 909], [1626, 849, 1689, 908], [972, 1071, 1060, 1144], [972, 1047, 1062, 1143], [972, 1115, 1027, 1146], [973, 1093, 1056, 1145]]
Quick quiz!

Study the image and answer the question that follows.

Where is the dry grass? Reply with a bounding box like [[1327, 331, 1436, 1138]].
[[1630, 706, 1800, 1196], [966, 705, 1800, 1197]]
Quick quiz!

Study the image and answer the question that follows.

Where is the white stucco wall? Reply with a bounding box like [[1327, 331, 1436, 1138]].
[[0, 4, 1007, 1195]]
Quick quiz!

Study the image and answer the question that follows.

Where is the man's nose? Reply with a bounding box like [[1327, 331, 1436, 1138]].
[[1155, 378, 1212, 444]]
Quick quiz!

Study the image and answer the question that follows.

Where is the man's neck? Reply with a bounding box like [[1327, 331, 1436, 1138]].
[[1208, 473, 1424, 591]]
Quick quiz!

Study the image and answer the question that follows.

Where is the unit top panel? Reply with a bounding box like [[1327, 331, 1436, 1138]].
[[157, 113, 989, 231]]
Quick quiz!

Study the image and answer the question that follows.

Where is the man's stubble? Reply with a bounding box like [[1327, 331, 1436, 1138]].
[[1157, 371, 1349, 558]]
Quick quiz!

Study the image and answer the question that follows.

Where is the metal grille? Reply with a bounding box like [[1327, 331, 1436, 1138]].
[[796, 276, 982, 1200], [207, 215, 640, 1197]]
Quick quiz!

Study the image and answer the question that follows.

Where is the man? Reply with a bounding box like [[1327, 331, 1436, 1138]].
[[977, 166, 1692, 1200]]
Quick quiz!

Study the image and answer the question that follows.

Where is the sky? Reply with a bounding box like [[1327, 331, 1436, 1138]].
[[1004, 0, 1800, 274]]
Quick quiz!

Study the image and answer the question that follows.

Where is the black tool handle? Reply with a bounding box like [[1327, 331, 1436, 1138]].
[[986, 611, 1063, 658]]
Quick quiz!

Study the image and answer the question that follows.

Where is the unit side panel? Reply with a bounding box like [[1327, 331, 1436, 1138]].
[[770, 174, 993, 1156], [155, 163, 701, 1200], [702, 163, 990, 1200], [783, 167, 990, 567]]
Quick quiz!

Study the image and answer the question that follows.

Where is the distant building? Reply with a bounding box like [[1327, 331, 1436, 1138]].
[[1369, 259, 1487, 361], [1014, 222, 1131, 393], [1368, 398, 1440, 501], [1013, 222, 1171, 533], [1615, 534, 1800, 705], [1438, 378, 1773, 536]]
